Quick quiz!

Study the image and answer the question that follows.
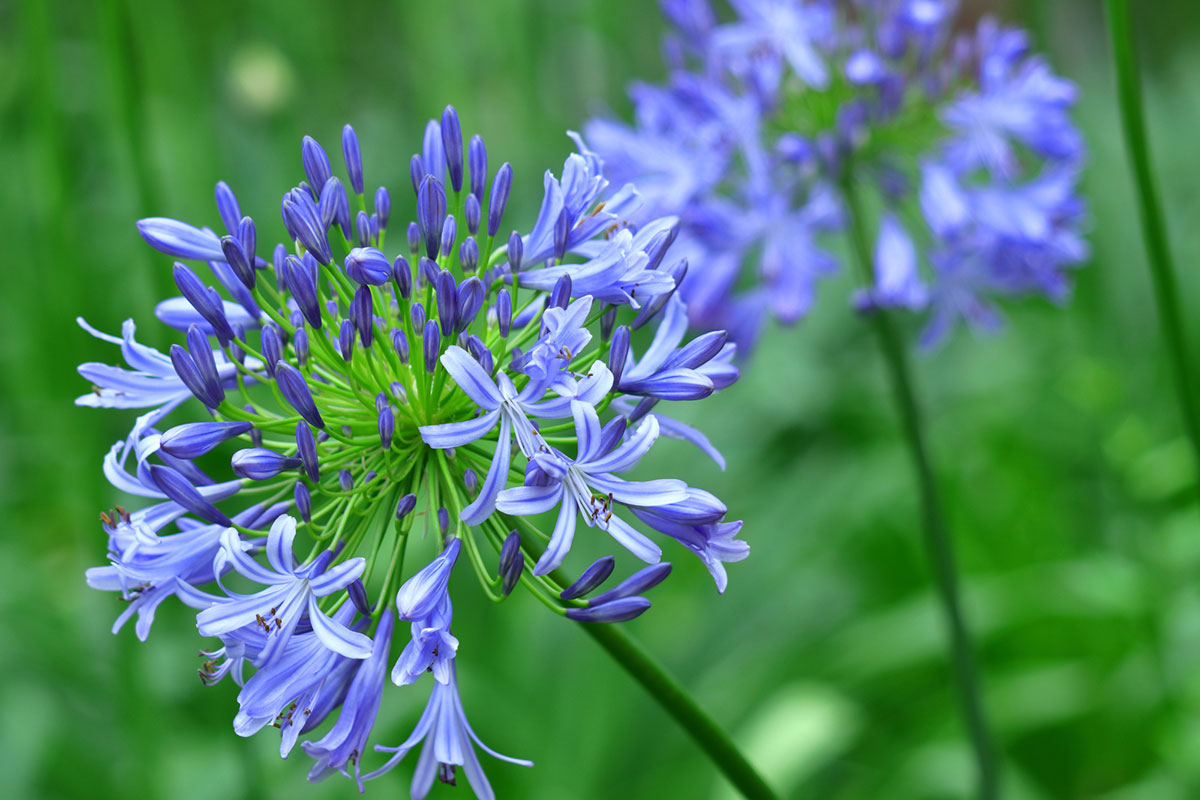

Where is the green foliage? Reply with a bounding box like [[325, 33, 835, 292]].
[[4, 1, 1200, 798]]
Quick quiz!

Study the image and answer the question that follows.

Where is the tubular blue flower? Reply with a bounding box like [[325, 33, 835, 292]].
[[496, 402, 684, 574], [366, 666, 533, 798], [302, 612, 393, 790], [391, 594, 458, 686], [394, 538, 461, 621], [196, 516, 372, 665]]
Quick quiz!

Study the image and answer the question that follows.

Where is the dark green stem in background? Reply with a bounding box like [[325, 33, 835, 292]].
[[581, 623, 779, 800], [842, 182, 1000, 800], [1105, 0, 1200, 495]]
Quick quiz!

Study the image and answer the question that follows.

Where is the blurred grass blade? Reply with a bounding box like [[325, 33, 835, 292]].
[[1105, 0, 1200, 495]]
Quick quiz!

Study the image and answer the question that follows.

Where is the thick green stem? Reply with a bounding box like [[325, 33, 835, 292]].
[[843, 182, 1000, 800], [1105, 0, 1200, 493], [581, 623, 778, 800]]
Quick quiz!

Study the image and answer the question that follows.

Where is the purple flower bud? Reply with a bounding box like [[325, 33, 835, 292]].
[[348, 578, 372, 615], [137, 217, 225, 262], [342, 124, 364, 194], [588, 563, 672, 607], [403, 221, 419, 256], [410, 301, 426, 331], [275, 362, 324, 429], [463, 193, 481, 236], [283, 255, 322, 330], [643, 225, 679, 273], [344, 246, 391, 286], [440, 215, 458, 262], [232, 447, 301, 480], [402, 158, 425, 210], [600, 307, 618, 341], [459, 236, 479, 272], [497, 530, 521, 576], [456, 276, 484, 331], [293, 327, 309, 366], [436, 270, 459, 337], [353, 209, 371, 247], [549, 274, 572, 310], [390, 381, 408, 405], [338, 318, 355, 361], [437, 507, 450, 536], [566, 596, 651, 624], [149, 465, 232, 526], [220, 235, 255, 290], [260, 324, 282, 375], [396, 493, 417, 520], [441, 105, 464, 192], [283, 196, 332, 265], [560, 556, 616, 600], [423, 118, 446, 181], [378, 404, 394, 450], [468, 134, 487, 199], [295, 482, 312, 523], [423, 319, 440, 373], [488, 162, 512, 237], [215, 180, 241, 235], [391, 328, 410, 364], [463, 468, 479, 496], [237, 216, 257, 270], [352, 285, 374, 348], [417, 176, 447, 260], [296, 421, 319, 482], [373, 186, 390, 225], [338, 469, 353, 492], [301, 135, 332, 193], [506, 230, 523, 273], [160, 421, 252, 459], [496, 288, 512, 338], [172, 263, 234, 346], [392, 256, 412, 300], [318, 177, 342, 227], [631, 258, 687, 330], [175, 325, 224, 407], [418, 257, 439, 288], [273, 242, 288, 288]]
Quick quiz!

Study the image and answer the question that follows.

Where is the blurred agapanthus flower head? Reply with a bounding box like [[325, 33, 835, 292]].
[[586, 0, 1088, 350], [77, 105, 746, 795]]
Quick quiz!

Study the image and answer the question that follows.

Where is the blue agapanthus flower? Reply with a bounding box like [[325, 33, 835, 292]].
[[78, 106, 746, 796], [585, 0, 1088, 349]]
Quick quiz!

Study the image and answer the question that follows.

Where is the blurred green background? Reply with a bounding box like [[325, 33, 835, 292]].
[[5, 0, 1200, 797]]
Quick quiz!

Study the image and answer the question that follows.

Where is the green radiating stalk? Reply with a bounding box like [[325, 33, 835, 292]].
[[496, 511, 777, 800], [842, 181, 1000, 800], [1105, 0, 1200, 493], [581, 624, 779, 800]]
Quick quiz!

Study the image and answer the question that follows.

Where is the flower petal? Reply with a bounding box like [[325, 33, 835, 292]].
[[306, 594, 372, 658]]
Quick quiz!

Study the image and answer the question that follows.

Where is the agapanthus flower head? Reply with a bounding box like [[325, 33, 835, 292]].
[[585, 0, 1088, 349], [78, 105, 745, 795]]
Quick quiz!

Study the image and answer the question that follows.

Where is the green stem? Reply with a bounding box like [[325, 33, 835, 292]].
[[1105, 0, 1200, 493], [495, 507, 775, 798], [842, 180, 999, 800], [580, 623, 778, 800]]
